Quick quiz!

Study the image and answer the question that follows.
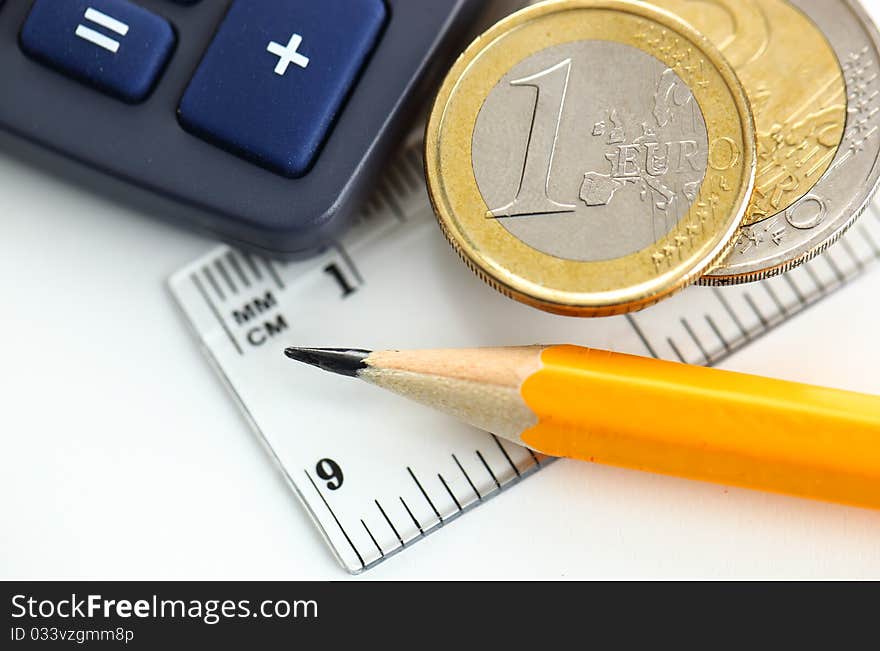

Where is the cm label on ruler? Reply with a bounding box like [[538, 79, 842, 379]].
[[189, 246, 364, 355], [187, 147, 426, 357]]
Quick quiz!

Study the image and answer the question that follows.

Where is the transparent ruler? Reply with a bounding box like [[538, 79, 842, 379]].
[[169, 144, 880, 573]]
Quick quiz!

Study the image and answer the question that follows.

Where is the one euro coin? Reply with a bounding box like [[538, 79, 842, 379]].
[[425, 0, 756, 316]]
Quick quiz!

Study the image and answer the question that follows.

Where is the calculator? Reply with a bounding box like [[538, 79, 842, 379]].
[[0, 0, 488, 257]]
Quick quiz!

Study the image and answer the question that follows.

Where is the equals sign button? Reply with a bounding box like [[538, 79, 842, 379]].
[[20, 0, 176, 102], [75, 7, 130, 53]]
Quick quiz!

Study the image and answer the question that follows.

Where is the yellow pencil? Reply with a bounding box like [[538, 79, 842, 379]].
[[284, 345, 880, 510]]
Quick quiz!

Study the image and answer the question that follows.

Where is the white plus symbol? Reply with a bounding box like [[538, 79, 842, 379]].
[[266, 33, 310, 76]]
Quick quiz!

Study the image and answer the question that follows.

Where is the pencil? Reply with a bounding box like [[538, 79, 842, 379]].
[[284, 345, 880, 510]]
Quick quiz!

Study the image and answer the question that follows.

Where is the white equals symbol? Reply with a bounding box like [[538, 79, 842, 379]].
[[75, 7, 129, 54]]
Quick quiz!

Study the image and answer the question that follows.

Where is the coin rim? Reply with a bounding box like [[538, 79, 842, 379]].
[[425, 0, 757, 316]]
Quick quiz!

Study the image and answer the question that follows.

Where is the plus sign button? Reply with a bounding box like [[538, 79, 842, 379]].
[[179, 0, 387, 178]]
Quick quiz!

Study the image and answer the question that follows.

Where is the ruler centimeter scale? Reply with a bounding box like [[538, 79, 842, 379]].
[[170, 144, 880, 573]]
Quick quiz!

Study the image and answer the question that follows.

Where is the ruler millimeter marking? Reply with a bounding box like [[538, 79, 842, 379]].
[[170, 144, 880, 573]]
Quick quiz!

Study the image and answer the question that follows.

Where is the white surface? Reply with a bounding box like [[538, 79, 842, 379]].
[[4, 6, 880, 578]]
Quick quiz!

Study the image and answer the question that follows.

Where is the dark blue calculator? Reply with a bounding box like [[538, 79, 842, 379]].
[[0, 0, 488, 257]]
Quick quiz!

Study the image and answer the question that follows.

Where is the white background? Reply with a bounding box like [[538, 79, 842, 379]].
[[3, 2, 880, 580]]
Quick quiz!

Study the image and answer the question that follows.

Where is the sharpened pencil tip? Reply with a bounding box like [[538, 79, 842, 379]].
[[284, 347, 372, 378]]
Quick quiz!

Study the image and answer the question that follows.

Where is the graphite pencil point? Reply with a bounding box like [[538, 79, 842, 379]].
[[283, 347, 371, 377]]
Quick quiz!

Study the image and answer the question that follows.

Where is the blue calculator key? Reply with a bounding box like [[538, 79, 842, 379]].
[[19, 0, 175, 104], [178, 0, 387, 178]]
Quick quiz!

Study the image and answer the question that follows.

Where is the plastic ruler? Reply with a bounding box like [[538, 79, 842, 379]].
[[169, 143, 880, 573]]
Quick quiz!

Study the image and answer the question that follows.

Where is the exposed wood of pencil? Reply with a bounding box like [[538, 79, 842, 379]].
[[361, 346, 544, 441]]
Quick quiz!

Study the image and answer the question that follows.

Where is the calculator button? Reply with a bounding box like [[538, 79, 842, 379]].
[[178, 0, 387, 178], [19, 0, 175, 104]]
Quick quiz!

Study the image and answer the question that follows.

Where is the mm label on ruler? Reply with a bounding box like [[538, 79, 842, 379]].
[[169, 145, 880, 573]]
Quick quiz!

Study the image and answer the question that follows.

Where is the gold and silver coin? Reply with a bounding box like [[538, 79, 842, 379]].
[[425, 0, 756, 316], [701, 0, 880, 284]]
